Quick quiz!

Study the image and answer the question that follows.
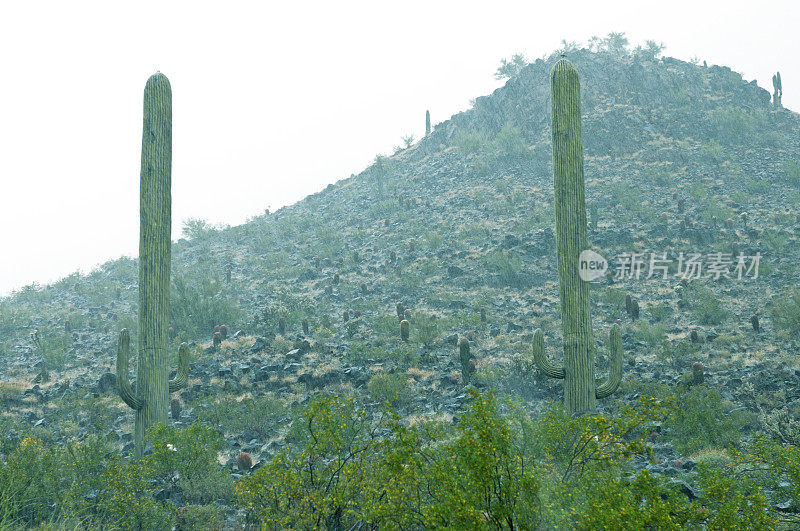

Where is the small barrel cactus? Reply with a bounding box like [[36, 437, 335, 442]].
[[630, 299, 640, 321], [278, 316, 286, 336], [213, 331, 222, 350], [400, 319, 410, 342], [343, 310, 349, 322], [689, 329, 699, 343], [692, 362, 704, 385], [302, 318, 309, 335], [170, 397, 182, 420], [236, 451, 253, 471]]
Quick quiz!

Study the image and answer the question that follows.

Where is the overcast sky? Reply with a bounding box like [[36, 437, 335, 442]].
[[0, 0, 796, 296]]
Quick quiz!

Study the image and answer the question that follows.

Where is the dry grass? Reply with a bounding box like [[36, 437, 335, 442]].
[[406, 367, 434, 381]]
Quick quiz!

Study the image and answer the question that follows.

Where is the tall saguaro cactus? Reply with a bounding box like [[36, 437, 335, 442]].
[[773, 72, 783, 108], [532, 59, 622, 414], [425, 110, 431, 136], [117, 72, 189, 458]]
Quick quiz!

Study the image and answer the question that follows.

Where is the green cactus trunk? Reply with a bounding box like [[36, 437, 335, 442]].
[[551, 59, 595, 413], [117, 73, 188, 458], [531, 59, 622, 415]]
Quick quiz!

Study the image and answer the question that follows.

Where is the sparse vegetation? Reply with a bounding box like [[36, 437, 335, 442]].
[[771, 289, 800, 337], [685, 283, 728, 325], [2, 39, 800, 529]]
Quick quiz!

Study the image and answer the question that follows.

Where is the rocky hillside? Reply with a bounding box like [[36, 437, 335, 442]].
[[2, 45, 800, 527]]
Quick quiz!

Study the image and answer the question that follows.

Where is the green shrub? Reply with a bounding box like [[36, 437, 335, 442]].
[[770, 289, 800, 337], [571, 470, 701, 529], [0, 436, 70, 526], [176, 504, 225, 530], [389, 343, 420, 368], [454, 129, 487, 155], [494, 53, 527, 80], [493, 122, 529, 158], [413, 313, 439, 347], [182, 218, 215, 240], [197, 395, 286, 439], [236, 390, 542, 529], [526, 397, 671, 481], [0, 435, 175, 529], [170, 274, 243, 338], [708, 106, 767, 143], [698, 139, 725, 162], [94, 457, 176, 529], [649, 303, 674, 322], [737, 437, 800, 514], [656, 339, 697, 372], [36, 328, 73, 370], [600, 287, 628, 316], [782, 160, 800, 183], [685, 283, 727, 325], [145, 422, 233, 504], [0, 382, 22, 404], [421, 390, 540, 528], [696, 464, 775, 529], [235, 394, 373, 529], [484, 249, 523, 286], [367, 373, 409, 406], [422, 231, 443, 251], [662, 386, 748, 455], [692, 448, 734, 469], [634, 321, 667, 348]]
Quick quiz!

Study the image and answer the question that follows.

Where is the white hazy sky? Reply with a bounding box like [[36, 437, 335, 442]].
[[0, 0, 796, 296]]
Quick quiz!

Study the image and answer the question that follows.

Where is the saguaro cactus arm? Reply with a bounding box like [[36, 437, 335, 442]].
[[531, 328, 565, 379], [168, 343, 190, 393], [595, 324, 622, 399], [117, 329, 144, 410]]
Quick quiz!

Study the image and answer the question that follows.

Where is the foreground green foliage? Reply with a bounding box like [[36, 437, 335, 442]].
[[234, 390, 780, 530], [0, 388, 792, 529], [0, 423, 226, 529]]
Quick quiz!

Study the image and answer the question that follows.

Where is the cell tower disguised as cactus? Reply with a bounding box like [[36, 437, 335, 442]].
[[117, 73, 189, 458], [532, 59, 622, 414]]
